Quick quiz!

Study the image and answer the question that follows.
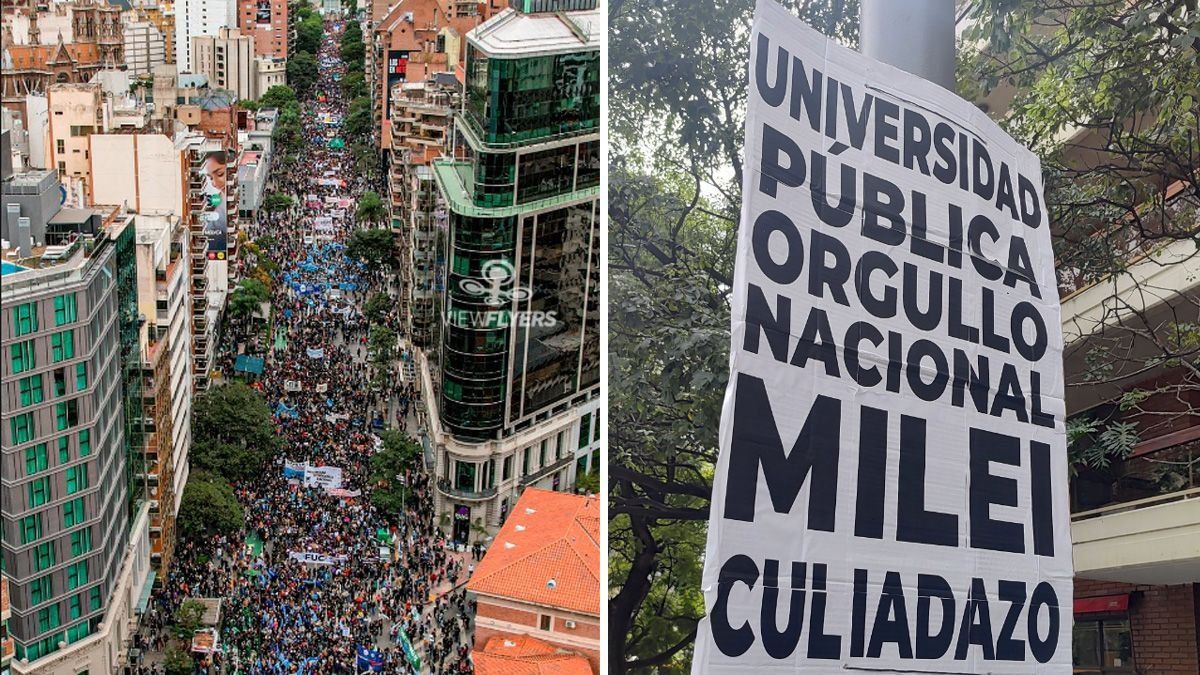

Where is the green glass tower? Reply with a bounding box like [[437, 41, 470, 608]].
[[433, 0, 600, 441]]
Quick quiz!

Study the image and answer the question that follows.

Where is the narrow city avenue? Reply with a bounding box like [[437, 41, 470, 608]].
[[140, 14, 476, 674]]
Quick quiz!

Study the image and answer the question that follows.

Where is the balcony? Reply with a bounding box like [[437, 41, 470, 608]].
[[520, 455, 576, 487], [436, 479, 497, 501]]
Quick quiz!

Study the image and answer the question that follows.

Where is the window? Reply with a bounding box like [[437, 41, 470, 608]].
[[539, 614, 552, 631], [11, 340, 35, 373], [26, 443, 48, 475], [57, 139, 66, 154], [68, 622, 92, 644], [54, 293, 77, 326], [523, 447, 531, 474], [37, 605, 62, 632], [502, 455, 512, 481], [34, 541, 56, 571], [58, 436, 70, 463], [11, 412, 35, 444], [53, 368, 67, 396], [67, 560, 89, 589], [66, 464, 89, 494], [78, 428, 91, 456], [20, 514, 43, 544], [539, 439, 548, 468], [70, 527, 92, 556], [89, 586, 101, 611], [30, 575, 53, 605], [557, 432, 566, 459], [1073, 618, 1134, 672], [594, 412, 600, 441], [56, 399, 78, 431], [29, 476, 51, 506], [19, 374, 44, 406], [63, 497, 85, 527], [13, 302, 38, 335], [75, 363, 87, 390], [578, 413, 591, 449], [69, 594, 83, 620], [51, 329, 76, 362]]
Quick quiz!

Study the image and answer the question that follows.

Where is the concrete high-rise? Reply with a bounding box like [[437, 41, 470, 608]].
[[192, 27, 257, 101], [173, 0, 238, 73], [427, 0, 600, 542], [236, 0, 287, 59]]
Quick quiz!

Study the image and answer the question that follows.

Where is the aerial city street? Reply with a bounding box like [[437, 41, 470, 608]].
[[1, 0, 600, 673]]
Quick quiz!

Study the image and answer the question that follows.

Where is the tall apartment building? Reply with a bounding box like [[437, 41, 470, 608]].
[[44, 84, 107, 205], [130, 0, 177, 65], [192, 27, 258, 101], [133, 213, 193, 573], [89, 132, 230, 391], [427, 0, 600, 540], [123, 16, 168, 76], [237, 0, 287, 58], [174, 0, 238, 73], [0, 212, 154, 670], [387, 77, 456, 349]]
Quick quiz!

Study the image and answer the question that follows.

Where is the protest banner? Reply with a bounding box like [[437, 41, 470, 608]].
[[692, 1, 1070, 671], [303, 465, 344, 489], [288, 551, 348, 566]]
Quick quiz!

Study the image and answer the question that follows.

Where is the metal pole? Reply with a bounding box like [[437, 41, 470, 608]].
[[859, 0, 956, 91]]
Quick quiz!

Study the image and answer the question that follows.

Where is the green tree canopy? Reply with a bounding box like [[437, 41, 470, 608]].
[[287, 51, 319, 94], [341, 71, 367, 99], [368, 430, 424, 515], [363, 291, 392, 325], [192, 382, 279, 480], [346, 224, 396, 268], [345, 95, 374, 138], [259, 84, 298, 110], [177, 474, 244, 540], [263, 192, 296, 212], [355, 190, 387, 224], [163, 645, 195, 675], [368, 324, 398, 366], [295, 14, 324, 54]]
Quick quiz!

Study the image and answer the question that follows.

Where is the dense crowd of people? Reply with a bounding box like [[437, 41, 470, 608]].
[[141, 14, 477, 674]]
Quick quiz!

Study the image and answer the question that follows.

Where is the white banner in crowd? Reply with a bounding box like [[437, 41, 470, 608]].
[[288, 551, 348, 566], [693, 1, 1070, 672], [314, 217, 335, 231], [284, 380, 303, 392], [303, 465, 344, 489], [315, 383, 329, 393]]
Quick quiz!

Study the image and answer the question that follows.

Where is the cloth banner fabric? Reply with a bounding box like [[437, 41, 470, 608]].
[[303, 465, 344, 489], [284, 380, 303, 392], [314, 217, 335, 231], [315, 383, 329, 393], [306, 347, 325, 359], [288, 551, 348, 566], [282, 461, 306, 479], [692, 1, 1070, 672]]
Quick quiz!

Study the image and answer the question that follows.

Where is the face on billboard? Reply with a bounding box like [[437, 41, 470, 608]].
[[201, 150, 228, 259]]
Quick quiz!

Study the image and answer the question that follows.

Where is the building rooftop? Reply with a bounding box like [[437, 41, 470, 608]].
[[466, 489, 599, 616], [473, 635, 592, 675], [3, 169, 59, 193], [469, 7, 599, 57]]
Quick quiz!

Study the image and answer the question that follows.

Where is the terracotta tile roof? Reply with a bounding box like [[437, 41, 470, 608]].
[[467, 489, 599, 616], [474, 635, 592, 675]]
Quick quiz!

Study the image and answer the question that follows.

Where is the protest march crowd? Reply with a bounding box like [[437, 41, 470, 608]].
[[136, 15, 478, 675]]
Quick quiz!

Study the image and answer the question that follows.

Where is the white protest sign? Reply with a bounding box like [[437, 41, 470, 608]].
[[693, 1, 1070, 672], [284, 380, 303, 392], [303, 465, 344, 489], [288, 551, 348, 566]]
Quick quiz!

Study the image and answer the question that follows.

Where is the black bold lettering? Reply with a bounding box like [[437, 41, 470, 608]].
[[711, 554, 759, 657], [751, 209, 805, 284], [754, 33, 789, 108], [862, 173, 906, 245], [760, 125, 806, 198], [969, 428, 1025, 553]]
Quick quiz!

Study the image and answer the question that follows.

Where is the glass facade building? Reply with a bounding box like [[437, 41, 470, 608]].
[[0, 228, 133, 662], [434, 1, 601, 442]]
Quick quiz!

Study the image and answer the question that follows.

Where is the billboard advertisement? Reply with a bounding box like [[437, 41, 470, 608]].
[[200, 150, 228, 261], [384, 50, 410, 119], [692, 0, 1070, 672], [255, 0, 272, 24]]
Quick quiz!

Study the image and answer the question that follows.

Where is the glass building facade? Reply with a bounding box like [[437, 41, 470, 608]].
[[435, 4, 601, 441], [0, 232, 132, 662]]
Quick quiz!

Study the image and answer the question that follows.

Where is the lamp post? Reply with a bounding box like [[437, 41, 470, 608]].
[[859, 0, 956, 91]]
